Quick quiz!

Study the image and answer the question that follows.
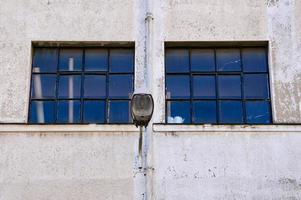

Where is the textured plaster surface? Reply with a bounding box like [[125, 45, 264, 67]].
[[153, 130, 301, 200], [0, 131, 137, 200], [267, 0, 301, 123], [0, 0, 134, 122], [0, 0, 301, 123], [0, 0, 301, 199]]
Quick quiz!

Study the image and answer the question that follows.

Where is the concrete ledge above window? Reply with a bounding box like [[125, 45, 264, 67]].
[[0, 124, 139, 133], [153, 124, 301, 133]]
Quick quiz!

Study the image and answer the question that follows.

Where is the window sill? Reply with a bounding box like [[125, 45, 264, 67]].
[[153, 124, 301, 133], [0, 124, 139, 133]]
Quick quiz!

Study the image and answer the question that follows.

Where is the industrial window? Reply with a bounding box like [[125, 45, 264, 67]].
[[29, 47, 134, 124], [166, 47, 272, 124]]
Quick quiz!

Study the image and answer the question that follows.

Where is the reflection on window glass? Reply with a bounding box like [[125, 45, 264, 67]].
[[85, 49, 108, 71], [59, 49, 82, 71], [33, 48, 58, 73], [167, 101, 191, 123], [30, 101, 56, 123], [31, 74, 56, 99], [193, 75, 216, 99], [109, 101, 130, 123], [218, 75, 241, 99], [193, 101, 217, 123], [57, 100, 81, 123], [110, 49, 134, 73], [30, 47, 134, 124], [58, 75, 81, 98], [191, 49, 215, 72], [242, 48, 267, 72], [246, 101, 271, 124], [165, 47, 271, 124], [166, 49, 189, 73], [109, 75, 133, 98], [216, 49, 241, 71], [84, 75, 106, 98], [166, 75, 190, 99], [219, 101, 243, 124], [83, 101, 105, 123], [244, 74, 269, 99]]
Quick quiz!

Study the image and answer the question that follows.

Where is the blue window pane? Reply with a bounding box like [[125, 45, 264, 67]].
[[85, 49, 108, 71], [166, 75, 190, 99], [166, 49, 189, 73], [110, 49, 134, 73], [109, 101, 131, 123], [193, 101, 217, 123], [59, 49, 82, 71], [167, 101, 191, 123], [30, 101, 56, 123], [191, 49, 215, 72], [219, 101, 243, 124], [109, 75, 133, 98], [216, 49, 241, 71], [31, 74, 56, 99], [57, 100, 81, 123], [246, 101, 271, 124], [83, 101, 105, 123], [218, 75, 241, 99], [242, 48, 267, 72], [193, 75, 216, 99], [244, 74, 269, 99], [84, 75, 106, 98], [33, 48, 58, 73], [58, 75, 81, 98]]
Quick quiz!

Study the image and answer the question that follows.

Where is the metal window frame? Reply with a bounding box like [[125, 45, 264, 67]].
[[165, 46, 273, 125], [28, 46, 135, 124]]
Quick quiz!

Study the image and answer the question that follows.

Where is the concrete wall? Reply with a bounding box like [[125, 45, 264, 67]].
[[0, 0, 301, 200], [152, 125, 301, 200], [0, 0, 301, 123], [0, 125, 139, 200]]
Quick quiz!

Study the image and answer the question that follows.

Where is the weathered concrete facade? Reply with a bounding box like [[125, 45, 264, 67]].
[[0, 0, 301, 199]]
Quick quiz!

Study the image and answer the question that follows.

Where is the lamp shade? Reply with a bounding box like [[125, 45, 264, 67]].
[[130, 93, 154, 127]]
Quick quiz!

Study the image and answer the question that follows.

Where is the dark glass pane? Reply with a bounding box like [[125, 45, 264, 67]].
[[167, 101, 191, 123], [31, 74, 56, 99], [219, 101, 243, 124], [166, 75, 190, 99], [33, 48, 58, 73], [109, 75, 133, 98], [191, 49, 215, 72], [193, 75, 216, 99], [216, 49, 241, 71], [193, 101, 217, 123], [166, 49, 189, 73], [57, 100, 81, 123], [110, 49, 134, 72], [85, 49, 108, 71], [58, 75, 81, 98], [83, 101, 105, 123], [108, 100, 131, 123], [30, 101, 56, 123], [84, 75, 106, 98], [246, 101, 271, 124], [242, 48, 267, 72], [59, 49, 82, 71], [218, 75, 241, 99], [244, 74, 269, 99]]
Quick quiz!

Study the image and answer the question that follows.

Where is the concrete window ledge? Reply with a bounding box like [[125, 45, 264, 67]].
[[0, 124, 139, 133], [153, 124, 301, 133]]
